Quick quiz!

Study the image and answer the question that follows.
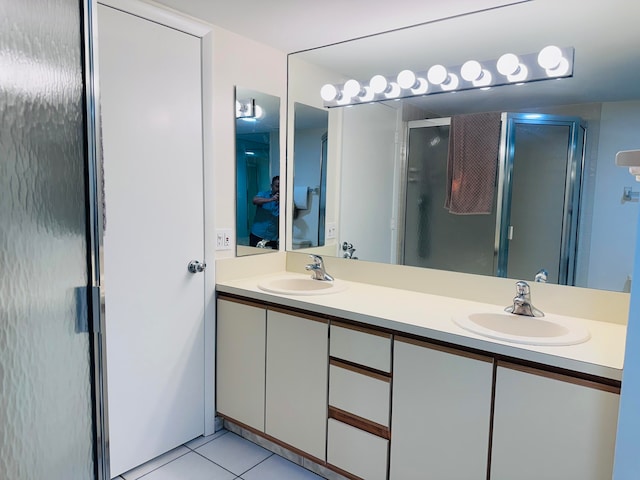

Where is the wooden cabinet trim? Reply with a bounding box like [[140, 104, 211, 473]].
[[331, 320, 392, 339], [396, 334, 493, 364], [329, 357, 391, 382], [216, 294, 266, 310], [328, 406, 390, 440], [497, 360, 621, 394], [267, 305, 328, 324]]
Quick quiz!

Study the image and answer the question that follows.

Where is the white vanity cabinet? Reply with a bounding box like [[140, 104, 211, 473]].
[[490, 362, 620, 480], [327, 323, 392, 480], [389, 336, 494, 480], [265, 308, 328, 461], [216, 297, 266, 432]]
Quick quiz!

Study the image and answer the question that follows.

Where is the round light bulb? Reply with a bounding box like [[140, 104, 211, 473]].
[[235, 100, 242, 116], [460, 60, 483, 82], [397, 69, 418, 89], [441, 73, 460, 91], [320, 84, 339, 102], [384, 82, 401, 99], [370, 74, 389, 94], [538, 45, 563, 70], [546, 57, 570, 77], [410, 77, 429, 95], [254, 105, 264, 119], [427, 64, 448, 85], [344, 79, 363, 98], [358, 86, 375, 102], [507, 64, 529, 82], [472, 69, 493, 87], [497, 53, 521, 76]]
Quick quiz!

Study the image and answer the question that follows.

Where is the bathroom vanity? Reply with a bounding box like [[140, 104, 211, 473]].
[[215, 269, 624, 480]]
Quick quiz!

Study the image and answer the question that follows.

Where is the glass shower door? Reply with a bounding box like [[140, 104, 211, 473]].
[[497, 114, 585, 285], [402, 119, 497, 275], [1, 0, 100, 478]]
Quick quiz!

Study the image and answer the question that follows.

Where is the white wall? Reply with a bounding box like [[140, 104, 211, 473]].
[[210, 27, 287, 259], [588, 101, 640, 291]]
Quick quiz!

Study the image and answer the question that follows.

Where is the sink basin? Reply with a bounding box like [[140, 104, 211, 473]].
[[452, 312, 590, 346], [257, 276, 347, 296]]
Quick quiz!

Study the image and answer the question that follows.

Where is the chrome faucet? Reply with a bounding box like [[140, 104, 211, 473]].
[[534, 268, 548, 283], [505, 281, 544, 317], [305, 254, 334, 281]]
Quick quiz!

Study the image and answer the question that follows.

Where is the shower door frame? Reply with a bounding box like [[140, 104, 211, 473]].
[[495, 113, 586, 285]]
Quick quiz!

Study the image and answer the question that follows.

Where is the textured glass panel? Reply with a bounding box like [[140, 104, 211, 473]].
[[0, 0, 95, 479], [403, 125, 497, 275]]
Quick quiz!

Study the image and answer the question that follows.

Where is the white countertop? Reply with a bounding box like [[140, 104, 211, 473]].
[[216, 272, 626, 381]]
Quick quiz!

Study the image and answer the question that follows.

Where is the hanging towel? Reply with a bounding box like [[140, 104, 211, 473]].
[[445, 112, 502, 214], [293, 186, 309, 209]]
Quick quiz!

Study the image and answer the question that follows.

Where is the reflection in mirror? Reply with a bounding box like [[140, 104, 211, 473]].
[[287, 0, 640, 292], [291, 103, 328, 249], [235, 88, 280, 256]]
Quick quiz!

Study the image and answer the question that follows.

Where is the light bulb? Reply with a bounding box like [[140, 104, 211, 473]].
[[370, 74, 389, 94], [497, 53, 521, 76], [358, 86, 375, 102], [320, 84, 339, 102], [397, 69, 418, 89], [460, 60, 483, 82], [538, 45, 563, 70], [427, 64, 448, 85], [254, 105, 263, 119], [235, 100, 242, 116], [410, 77, 429, 95], [545, 57, 570, 77], [344, 79, 363, 98], [472, 69, 493, 87], [384, 82, 401, 99], [441, 73, 459, 91], [507, 64, 529, 82]]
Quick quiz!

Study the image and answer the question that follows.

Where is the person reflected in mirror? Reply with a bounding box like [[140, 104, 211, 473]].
[[250, 175, 280, 249]]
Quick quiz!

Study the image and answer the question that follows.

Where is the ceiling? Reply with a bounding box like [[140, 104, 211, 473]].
[[151, 0, 527, 53]]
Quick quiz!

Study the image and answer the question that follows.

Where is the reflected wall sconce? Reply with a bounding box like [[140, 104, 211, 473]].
[[236, 98, 264, 120], [320, 45, 574, 108]]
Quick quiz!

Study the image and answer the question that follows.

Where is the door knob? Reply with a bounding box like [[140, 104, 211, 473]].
[[187, 260, 206, 273]]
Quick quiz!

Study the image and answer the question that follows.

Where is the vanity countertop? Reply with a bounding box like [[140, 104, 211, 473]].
[[216, 271, 626, 381]]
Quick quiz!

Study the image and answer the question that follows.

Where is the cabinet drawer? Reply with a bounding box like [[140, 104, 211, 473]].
[[327, 418, 388, 480], [329, 363, 390, 427], [330, 322, 391, 372]]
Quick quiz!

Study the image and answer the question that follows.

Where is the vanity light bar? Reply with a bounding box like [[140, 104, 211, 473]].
[[320, 46, 574, 108]]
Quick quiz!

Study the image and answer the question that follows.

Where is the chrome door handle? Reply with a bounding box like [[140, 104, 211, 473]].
[[187, 260, 206, 273]]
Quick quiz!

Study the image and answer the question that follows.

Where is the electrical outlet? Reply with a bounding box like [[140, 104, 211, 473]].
[[326, 223, 336, 239], [215, 229, 233, 250]]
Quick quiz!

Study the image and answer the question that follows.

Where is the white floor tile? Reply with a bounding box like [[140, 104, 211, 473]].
[[120, 445, 190, 480], [140, 452, 236, 480], [195, 432, 272, 475], [185, 429, 229, 450], [241, 455, 325, 480]]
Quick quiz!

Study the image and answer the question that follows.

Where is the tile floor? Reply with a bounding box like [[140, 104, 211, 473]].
[[113, 429, 327, 480]]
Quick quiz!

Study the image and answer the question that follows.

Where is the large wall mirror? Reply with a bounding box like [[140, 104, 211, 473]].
[[236, 87, 280, 256], [287, 0, 640, 292]]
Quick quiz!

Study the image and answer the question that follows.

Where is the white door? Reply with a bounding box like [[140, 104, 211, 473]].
[[98, 4, 205, 476]]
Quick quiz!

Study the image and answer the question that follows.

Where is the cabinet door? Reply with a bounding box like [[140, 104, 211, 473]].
[[216, 298, 266, 431], [491, 363, 620, 480], [265, 309, 328, 460], [390, 337, 493, 480]]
